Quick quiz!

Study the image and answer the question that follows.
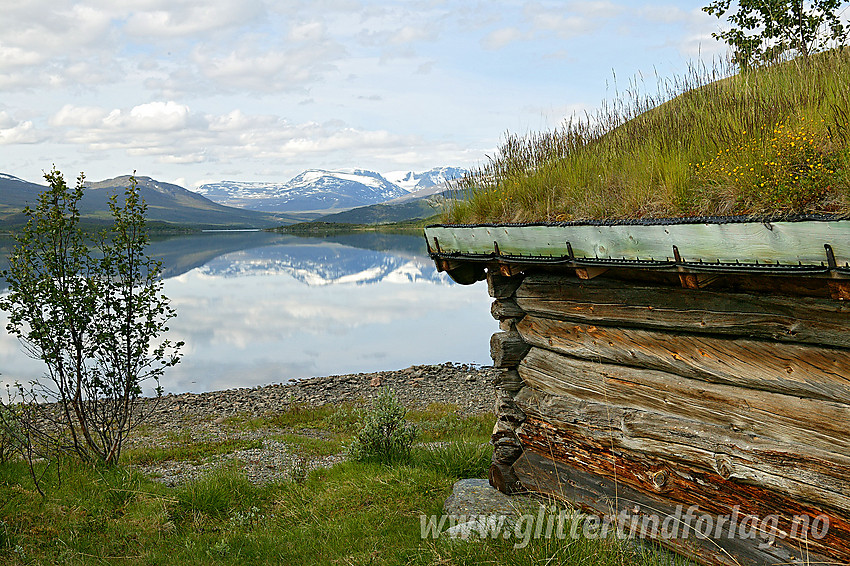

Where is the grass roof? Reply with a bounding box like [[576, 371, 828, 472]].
[[446, 50, 850, 224]]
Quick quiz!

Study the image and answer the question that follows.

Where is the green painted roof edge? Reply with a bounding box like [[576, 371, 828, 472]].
[[425, 219, 850, 269]]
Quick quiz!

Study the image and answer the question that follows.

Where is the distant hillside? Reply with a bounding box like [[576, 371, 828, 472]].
[[0, 173, 309, 229], [315, 195, 444, 224]]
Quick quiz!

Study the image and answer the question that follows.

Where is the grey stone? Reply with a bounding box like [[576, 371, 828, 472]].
[[443, 478, 540, 518]]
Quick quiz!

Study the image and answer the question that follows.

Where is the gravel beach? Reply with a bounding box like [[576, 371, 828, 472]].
[[129, 362, 499, 485]]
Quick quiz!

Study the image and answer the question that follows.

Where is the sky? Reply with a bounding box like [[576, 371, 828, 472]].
[[0, 1, 728, 190]]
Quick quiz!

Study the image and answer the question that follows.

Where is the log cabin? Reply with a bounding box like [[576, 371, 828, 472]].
[[425, 217, 850, 566]]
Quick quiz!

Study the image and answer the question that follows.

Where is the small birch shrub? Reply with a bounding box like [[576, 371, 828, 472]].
[[347, 388, 417, 465]]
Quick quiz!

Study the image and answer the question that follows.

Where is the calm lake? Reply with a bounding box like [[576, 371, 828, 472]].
[[0, 231, 496, 395]]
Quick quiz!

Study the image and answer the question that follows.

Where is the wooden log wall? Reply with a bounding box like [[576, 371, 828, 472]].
[[486, 269, 850, 566]]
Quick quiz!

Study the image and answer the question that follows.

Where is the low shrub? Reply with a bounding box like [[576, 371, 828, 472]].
[[347, 388, 417, 465]]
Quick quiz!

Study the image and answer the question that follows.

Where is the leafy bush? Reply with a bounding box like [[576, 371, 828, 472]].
[[347, 388, 417, 465], [0, 403, 22, 464], [0, 170, 182, 465]]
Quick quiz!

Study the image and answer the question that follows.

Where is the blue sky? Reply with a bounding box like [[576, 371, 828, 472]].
[[1, 1, 728, 189]]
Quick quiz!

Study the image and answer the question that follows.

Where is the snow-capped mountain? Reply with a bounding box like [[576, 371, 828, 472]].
[[384, 167, 466, 192], [0, 173, 285, 228], [195, 167, 466, 214], [196, 169, 410, 213]]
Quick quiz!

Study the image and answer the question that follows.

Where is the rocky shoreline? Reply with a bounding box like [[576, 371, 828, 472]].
[[142, 361, 499, 428], [129, 362, 499, 485]]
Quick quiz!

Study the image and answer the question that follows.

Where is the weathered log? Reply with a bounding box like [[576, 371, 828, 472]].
[[489, 460, 524, 494], [513, 449, 843, 566], [487, 271, 525, 299], [514, 385, 850, 512], [491, 298, 526, 321], [515, 273, 850, 349], [492, 368, 524, 393], [494, 390, 526, 424], [519, 347, 850, 456], [490, 331, 530, 368], [515, 316, 850, 404]]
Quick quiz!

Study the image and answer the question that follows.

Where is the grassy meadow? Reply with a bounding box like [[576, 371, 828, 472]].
[[0, 401, 687, 565], [446, 50, 850, 223]]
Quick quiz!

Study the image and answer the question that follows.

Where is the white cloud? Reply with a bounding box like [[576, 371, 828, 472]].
[[289, 21, 326, 42], [123, 101, 191, 131], [388, 25, 435, 45], [44, 102, 470, 174], [50, 104, 108, 128], [569, 1, 618, 18], [192, 44, 343, 92], [482, 27, 526, 50], [51, 101, 193, 134], [0, 46, 46, 69], [0, 112, 41, 144], [637, 5, 724, 58], [1, 0, 730, 186], [524, 2, 604, 39], [122, 0, 266, 38]]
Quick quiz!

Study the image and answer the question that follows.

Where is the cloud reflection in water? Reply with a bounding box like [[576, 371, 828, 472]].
[[0, 232, 496, 395]]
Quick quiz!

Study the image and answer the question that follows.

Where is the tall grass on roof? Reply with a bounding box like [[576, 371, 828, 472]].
[[445, 50, 850, 224]]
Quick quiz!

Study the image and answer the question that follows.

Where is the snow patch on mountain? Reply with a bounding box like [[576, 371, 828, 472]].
[[194, 167, 466, 213], [0, 173, 28, 183], [384, 167, 466, 192], [196, 169, 410, 212]]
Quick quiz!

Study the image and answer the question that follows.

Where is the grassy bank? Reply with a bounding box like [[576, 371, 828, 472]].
[[446, 50, 850, 224], [0, 219, 200, 237], [273, 215, 440, 236], [0, 401, 684, 565]]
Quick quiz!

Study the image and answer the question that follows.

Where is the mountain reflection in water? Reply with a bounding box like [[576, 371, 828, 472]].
[[0, 231, 496, 395]]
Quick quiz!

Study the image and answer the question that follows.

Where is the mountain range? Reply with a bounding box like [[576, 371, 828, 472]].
[[0, 166, 465, 229], [0, 173, 301, 229], [194, 167, 465, 214]]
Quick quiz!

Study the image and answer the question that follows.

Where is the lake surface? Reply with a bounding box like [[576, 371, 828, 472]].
[[0, 231, 497, 395]]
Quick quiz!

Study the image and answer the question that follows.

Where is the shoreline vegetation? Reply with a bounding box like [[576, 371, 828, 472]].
[[0, 219, 201, 238], [2, 216, 438, 238], [272, 215, 440, 236], [0, 363, 685, 565], [445, 50, 850, 224]]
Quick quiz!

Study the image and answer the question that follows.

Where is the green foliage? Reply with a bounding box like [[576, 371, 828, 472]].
[[413, 441, 492, 479], [0, 403, 22, 464], [0, 168, 182, 465], [0, 406, 689, 565], [347, 388, 417, 465], [93, 177, 183, 407], [409, 404, 494, 442], [447, 50, 850, 223], [174, 463, 259, 521], [703, 0, 848, 67]]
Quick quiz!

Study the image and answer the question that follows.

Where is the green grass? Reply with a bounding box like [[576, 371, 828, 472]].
[[273, 214, 441, 235], [224, 401, 363, 434], [0, 403, 686, 565], [127, 435, 263, 466], [447, 50, 850, 223]]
